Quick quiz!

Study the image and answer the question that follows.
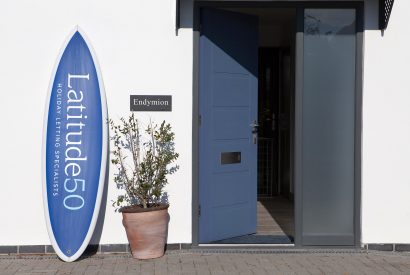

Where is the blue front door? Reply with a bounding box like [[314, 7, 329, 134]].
[[199, 8, 258, 243]]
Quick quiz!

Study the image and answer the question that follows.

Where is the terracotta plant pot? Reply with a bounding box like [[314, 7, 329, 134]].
[[121, 204, 169, 259]]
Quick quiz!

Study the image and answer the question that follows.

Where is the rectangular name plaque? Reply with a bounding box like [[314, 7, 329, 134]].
[[130, 95, 172, 112]]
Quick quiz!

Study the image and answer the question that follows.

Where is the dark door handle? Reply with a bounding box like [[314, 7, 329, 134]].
[[250, 120, 259, 144]]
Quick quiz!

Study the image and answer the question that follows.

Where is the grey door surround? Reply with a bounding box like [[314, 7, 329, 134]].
[[192, 1, 363, 248]]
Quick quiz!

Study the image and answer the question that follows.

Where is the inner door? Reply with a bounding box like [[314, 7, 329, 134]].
[[199, 8, 258, 243]]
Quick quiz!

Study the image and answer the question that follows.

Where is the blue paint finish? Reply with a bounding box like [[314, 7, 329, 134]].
[[45, 31, 103, 258], [199, 9, 258, 243]]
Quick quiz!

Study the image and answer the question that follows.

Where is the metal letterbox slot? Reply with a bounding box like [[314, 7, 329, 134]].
[[221, 152, 241, 165]]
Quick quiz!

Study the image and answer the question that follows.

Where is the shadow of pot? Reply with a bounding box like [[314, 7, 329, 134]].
[[121, 204, 169, 259]]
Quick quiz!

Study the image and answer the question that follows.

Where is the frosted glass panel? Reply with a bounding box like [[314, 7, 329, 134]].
[[302, 9, 356, 245]]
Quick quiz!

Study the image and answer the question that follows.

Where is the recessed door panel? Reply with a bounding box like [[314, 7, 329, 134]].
[[212, 75, 251, 107], [210, 172, 250, 206], [212, 108, 250, 139], [210, 203, 254, 241]]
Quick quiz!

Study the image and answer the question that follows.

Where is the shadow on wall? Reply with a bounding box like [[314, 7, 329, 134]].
[[87, 146, 110, 255], [178, 0, 390, 35]]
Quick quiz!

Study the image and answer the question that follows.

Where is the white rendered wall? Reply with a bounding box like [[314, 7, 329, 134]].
[[1, 0, 410, 247], [361, 0, 410, 243], [0, 0, 193, 245]]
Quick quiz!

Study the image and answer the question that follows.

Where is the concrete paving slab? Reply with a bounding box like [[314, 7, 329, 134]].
[[1, 250, 410, 274]]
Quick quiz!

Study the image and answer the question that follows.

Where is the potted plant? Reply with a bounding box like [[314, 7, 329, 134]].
[[109, 113, 179, 259]]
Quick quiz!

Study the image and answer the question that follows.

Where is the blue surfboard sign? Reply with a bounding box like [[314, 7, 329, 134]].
[[42, 28, 107, 262]]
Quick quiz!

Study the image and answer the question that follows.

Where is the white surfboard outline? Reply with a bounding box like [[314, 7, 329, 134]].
[[42, 26, 108, 262]]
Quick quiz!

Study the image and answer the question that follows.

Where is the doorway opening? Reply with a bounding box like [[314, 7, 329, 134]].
[[204, 7, 296, 245], [196, 2, 362, 248]]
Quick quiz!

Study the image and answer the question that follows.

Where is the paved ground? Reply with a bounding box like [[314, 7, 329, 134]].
[[1, 250, 410, 274]]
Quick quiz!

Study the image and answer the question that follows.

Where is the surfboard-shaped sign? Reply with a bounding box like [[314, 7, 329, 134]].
[[42, 28, 107, 262]]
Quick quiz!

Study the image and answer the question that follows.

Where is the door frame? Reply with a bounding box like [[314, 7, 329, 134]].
[[192, 1, 364, 248]]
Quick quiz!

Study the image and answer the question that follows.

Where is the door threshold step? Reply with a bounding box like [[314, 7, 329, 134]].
[[190, 246, 364, 255], [198, 243, 295, 247]]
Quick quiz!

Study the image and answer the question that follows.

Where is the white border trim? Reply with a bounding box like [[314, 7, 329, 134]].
[[42, 26, 108, 262]]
